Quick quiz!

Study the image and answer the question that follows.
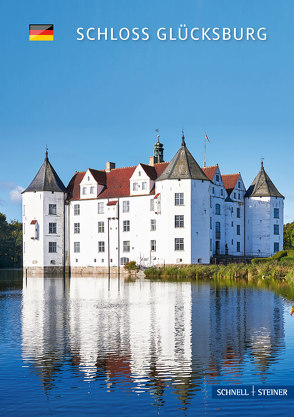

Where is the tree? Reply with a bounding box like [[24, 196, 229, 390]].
[[0, 213, 23, 267], [283, 222, 294, 250]]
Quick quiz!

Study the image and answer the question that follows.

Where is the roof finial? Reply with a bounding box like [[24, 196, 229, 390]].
[[155, 128, 160, 143], [45, 146, 48, 161], [261, 157, 264, 168], [181, 129, 186, 147]]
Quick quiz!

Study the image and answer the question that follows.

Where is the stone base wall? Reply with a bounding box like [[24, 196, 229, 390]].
[[23, 266, 65, 277], [23, 266, 129, 277]]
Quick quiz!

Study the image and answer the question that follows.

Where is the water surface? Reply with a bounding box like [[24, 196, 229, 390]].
[[1, 270, 294, 416]]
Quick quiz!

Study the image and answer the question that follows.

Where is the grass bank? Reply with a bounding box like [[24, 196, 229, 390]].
[[145, 251, 294, 283]]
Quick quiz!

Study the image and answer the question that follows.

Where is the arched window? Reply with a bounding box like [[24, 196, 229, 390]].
[[215, 203, 220, 215]]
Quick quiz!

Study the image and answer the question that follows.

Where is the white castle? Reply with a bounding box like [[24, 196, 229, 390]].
[[22, 134, 284, 275]]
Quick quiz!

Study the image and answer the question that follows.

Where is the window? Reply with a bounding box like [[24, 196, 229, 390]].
[[274, 224, 279, 235], [151, 219, 156, 231], [237, 207, 240, 218], [215, 204, 220, 215], [87, 176, 90, 181], [49, 223, 56, 234], [74, 204, 80, 215], [142, 182, 147, 190], [175, 238, 184, 251], [123, 201, 130, 213], [231, 221, 234, 227], [120, 257, 129, 265], [234, 192, 236, 199], [210, 196, 212, 208], [238, 181, 241, 188], [123, 241, 130, 252], [133, 182, 138, 191], [210, 239, 212, 251], [49, 242, 56, 253], [210, 217, 212, 230], [216, 174, 219, 182], [98, 202, 104, 214], [74, 223, 80, 234], [150, 240, 156, 251], [215, 222, 221, 239], [150, 199, 155, 211], [74, 242, 80, 253], [175, 193, 184, 206], [98, 221, 104, 233], [221, 189, 223, 196], [90, 186, 94, 194], [212, 187, 215, 194], [237, 242, 241, 252], [98, 241, 105, 252], [238, 193, 240, 199], [49, 204, 56, 215], [237, 225, 240, 235], [123, 220, 130, 232], [138, 171, 141, 177], [82, 187, 87, 195], [274, 208, 279, 219], [274, 242, 279, 253], [175, 215, 184, 228]]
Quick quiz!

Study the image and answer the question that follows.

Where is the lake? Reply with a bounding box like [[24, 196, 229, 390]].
[[1, 269, 294, 416]]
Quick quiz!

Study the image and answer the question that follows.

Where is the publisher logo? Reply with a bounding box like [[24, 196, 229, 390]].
[[212, 385, 294, 399], [29, 24, 54, 41]]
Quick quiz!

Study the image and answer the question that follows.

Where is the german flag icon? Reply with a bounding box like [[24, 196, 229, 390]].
[[29, 24, 54, 41]]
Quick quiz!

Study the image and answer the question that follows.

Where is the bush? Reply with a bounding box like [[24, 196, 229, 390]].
[[251, 258, 269, 264], [124, 261, 139, 272], [271, 250, 288, 260]]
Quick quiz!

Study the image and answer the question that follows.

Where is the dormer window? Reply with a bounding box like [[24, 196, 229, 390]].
[[142, 182, 147, 190], [216, 174, 219, 182], [88, 176, 90, 181], [90, 186, 94, 194], [133, 182, 138, 191], [138, 171, 141, 176], [82, 187, 87, 195]]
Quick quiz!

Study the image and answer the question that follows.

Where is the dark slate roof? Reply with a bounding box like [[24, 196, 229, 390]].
[[245, 163, 284, 198], [156, 136, 210, 182], [24, 152, 67, 193]]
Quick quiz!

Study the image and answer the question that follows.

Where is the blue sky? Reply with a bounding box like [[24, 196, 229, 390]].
[[0, 0, 293, 222]]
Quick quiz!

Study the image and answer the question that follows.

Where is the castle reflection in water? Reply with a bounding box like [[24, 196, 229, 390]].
[[21, 277, 285, 406]]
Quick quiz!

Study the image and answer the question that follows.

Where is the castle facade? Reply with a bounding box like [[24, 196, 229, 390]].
[[22, 135, 284, 275]]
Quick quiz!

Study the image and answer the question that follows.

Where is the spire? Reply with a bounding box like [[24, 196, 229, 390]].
[[23, 152, 67, 193], [181, 130, 186, 147], [157, 134, 210, 182], [245, 163, 284, 198], [153, 129, 164, 163]]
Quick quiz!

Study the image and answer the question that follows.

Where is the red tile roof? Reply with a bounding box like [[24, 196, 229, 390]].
[[67, 162, 169, 201], [201, 165, 218, 181], [222, 174, 240, 195], [30, 220, 37, 224], [107, 200, 118, 206]]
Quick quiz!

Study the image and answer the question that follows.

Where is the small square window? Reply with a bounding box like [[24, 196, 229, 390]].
[[49, 223, 56, 234], [98, 241, 105, 252], [49, 204, 56, 215], [175, 238, 184, 251], [175, 193, 184, 206], [123, 241, 130, 252], [49, 242, 56, 253], [123, 220, 130, 232]]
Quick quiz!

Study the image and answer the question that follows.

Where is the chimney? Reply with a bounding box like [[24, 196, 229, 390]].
[[106, 162, 115, 172], [149, 156, 155, 166]]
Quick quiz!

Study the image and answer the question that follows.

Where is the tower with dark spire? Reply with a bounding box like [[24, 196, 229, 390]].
[[152, 130, 164, 164], [22, 150, 67, 276], [245, 161, 284, 257]]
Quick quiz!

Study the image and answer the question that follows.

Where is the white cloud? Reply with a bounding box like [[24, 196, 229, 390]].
[[9, 185, 24, 204]]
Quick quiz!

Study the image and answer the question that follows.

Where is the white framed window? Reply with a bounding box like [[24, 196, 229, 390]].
[[123, 220, 130, 232], [123, 201, 130, 213], [274, 224, 279, 235], [123, 241, 130, 252], [74, 242, 80, 253], [74, 223, 80, 234], [175, 238, 184, 251], [238, 181, 241, 188], [274, 208, 279, 219], [49, 204, 56, 215], [133, 182, 138, 191], [49, 242, 56, 253], [120, 257, 129, 265], [90, 186, 94, 194], [74, 204, 80, 215], [274, 242, 279, 253], [215, 222, 221, 239], [175, 215, 184, 228], [237, 242, 241, 252], [151, 219, 156, 231], [175, 193, 184, 206], [98, 221, 104, 233], [49, 223, 56, 234], [215, 204, 220, 215], [151, 240, 156, 251], [98, 202, 104, 214], [150, 199, 155, 211], [142, 182, 147, 190], [82, 187, 87, 195], [98, 241, 105, 252]]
